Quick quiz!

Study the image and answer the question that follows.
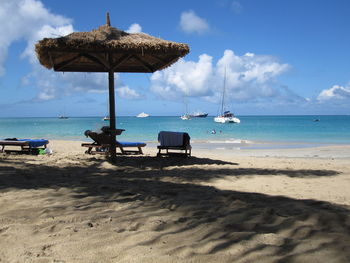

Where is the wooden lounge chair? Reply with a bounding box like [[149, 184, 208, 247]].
[[82, 127, 146, 155], [82, 141, 146, 155], [0, 138, 49, 154], [157, 131, 191, 157]]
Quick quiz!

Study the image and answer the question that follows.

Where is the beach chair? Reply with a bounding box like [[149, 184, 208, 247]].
[[0, 138, 49, 154], [157, 131, 191, 157], [82, 127, 146, 155]]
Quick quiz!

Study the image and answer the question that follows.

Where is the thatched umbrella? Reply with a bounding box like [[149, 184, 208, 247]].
[[35, 13, 189, 162]]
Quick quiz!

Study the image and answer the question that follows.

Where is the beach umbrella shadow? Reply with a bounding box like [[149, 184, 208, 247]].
[[0, 157, 349, 262]]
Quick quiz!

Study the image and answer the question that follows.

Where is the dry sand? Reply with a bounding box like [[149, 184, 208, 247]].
[[0, 140, 350, 262]]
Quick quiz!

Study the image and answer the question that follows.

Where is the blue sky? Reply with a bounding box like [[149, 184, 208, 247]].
[[0, 0, 349, 117]]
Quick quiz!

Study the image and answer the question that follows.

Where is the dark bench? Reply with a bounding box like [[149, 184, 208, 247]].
[[157, 131, 191, 157]]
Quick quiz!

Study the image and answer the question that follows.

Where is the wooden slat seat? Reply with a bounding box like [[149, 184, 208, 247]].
[[157, 131, 191, 157], [82, 141, 146, 155], [82, 127, 146, 155]]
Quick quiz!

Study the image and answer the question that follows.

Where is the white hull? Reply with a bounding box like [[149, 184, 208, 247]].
[[214, 116, 240, 123], [136, 112, 149, 118], [180, 114, 191, 120], [215, 69, 240, 124]]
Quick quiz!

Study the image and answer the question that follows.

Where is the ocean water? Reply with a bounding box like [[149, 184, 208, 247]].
[[0, 116, 350, 145]]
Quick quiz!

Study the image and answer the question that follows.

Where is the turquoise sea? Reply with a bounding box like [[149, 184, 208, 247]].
[[1, 116, 350, 147]]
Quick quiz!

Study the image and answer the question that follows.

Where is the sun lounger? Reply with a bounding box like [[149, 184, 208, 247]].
[[82, 127, 146, 155], [0, 138, 49, 154], [82, 141, 146, 155], [157, 131, 191, 157]]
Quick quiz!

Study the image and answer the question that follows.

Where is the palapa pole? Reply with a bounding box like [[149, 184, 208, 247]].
[[106, 12, 116, 163], [108, 69, 117, 163]]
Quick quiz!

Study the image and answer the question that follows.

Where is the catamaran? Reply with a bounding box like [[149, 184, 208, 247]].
[[214, 111, 240, 123], [214, 69, 240, 124]]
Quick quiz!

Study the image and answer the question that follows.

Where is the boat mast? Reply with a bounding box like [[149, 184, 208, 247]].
[[183, 96, 189, 116], [220, 68, 226, 115]]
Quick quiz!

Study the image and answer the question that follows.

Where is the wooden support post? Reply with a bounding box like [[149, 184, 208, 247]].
[[108, 70, 117, 163]]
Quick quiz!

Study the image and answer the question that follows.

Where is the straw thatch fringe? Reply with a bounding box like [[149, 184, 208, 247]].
[[36, 25, 189, 70]]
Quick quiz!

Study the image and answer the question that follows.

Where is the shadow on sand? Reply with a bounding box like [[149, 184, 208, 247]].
[[0, 155, 349, 262]]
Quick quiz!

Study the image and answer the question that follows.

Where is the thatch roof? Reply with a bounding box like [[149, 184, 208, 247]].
[[35, 24, 190, 73]]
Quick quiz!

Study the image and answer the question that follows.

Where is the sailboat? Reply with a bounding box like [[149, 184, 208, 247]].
[[180, 97, 191, 120], [180, 114, 191, 120], [214, 69, 240, 124], [102, 98, 110, 121], [58, 107, 69, 119]]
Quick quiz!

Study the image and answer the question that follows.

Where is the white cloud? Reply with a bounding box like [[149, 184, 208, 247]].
[[0, 0, 72, 76], [179, 10, 210, 34], [150, 49, 293, 104], [0, 0, 138, 101], [0, 0, 92, 101], [22, 69, 110, 101], [126, 23, 142, 33], [116, 86, 141, 99], [317, 85, 350, 101], [22, 24, 73, 64], [151, 54, 213, 99]]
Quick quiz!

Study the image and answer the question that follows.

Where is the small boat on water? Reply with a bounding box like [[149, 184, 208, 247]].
[[214, 68, 240, 124], [180, 114, 191, 120], [214, 111, 240, 123], [102, 116, 110, 121], [136, 112, 149, 118], [180, 97, 191, 120], [190, 111, 208, 118], [58, 115, 68, 119]]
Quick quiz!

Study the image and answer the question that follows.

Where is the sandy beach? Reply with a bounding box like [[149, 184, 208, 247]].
[[0, 140, 350, 262]]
